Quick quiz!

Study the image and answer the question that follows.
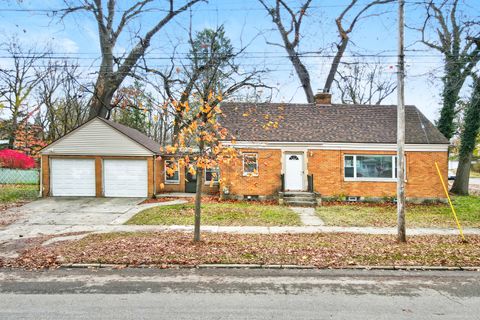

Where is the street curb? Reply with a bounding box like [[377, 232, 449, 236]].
[[59, 263, 480, 271]]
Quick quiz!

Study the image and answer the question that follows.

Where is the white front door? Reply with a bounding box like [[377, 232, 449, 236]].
[[285, 153, 304, 191], [103, 159, 148, 197]]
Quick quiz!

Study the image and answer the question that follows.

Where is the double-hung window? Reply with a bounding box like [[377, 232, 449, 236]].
[[205, 167, 220, 184], [344, 155, 401, 181], [164, 160, 180, 184], [243, 153, 258, 176]]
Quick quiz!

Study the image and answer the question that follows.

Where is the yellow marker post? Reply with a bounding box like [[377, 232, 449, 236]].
[[435, 162, 466, 242]]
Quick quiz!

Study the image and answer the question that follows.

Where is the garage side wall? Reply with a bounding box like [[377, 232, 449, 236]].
[[42, 155, 155, 198], [41, 155, 50, 197]]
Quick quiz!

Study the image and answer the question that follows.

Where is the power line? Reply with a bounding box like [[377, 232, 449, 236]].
[[0, 1, 460, 13]]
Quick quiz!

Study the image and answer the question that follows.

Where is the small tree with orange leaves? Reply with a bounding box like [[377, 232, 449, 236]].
[[156, 26, 269, 241], [163, 93, 237, 242]]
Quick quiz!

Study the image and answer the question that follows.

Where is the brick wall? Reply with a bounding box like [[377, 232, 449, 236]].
[[307, 150, 448, 199], [155, 157, 219, 195], [218, 148, 448, 199], [219, 149, 282, 197]]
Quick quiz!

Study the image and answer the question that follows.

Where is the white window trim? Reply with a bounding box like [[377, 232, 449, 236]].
[[242, 153, 259, 177], [344, 155, 404, 182], [164, 160, 180, 184], [204, 167, 220, 185]]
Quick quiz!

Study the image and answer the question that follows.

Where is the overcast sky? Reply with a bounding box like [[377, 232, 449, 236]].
[[0, 0, 476, 122]]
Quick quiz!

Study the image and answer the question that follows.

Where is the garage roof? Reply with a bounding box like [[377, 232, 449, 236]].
[[41, 117, 162, 156]]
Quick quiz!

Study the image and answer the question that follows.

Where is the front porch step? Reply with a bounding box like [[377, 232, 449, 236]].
[[281, 191, 317, 207], [284, 196, 316, 202], [283, 191, 315, 196], [284, 200, 317, 207]]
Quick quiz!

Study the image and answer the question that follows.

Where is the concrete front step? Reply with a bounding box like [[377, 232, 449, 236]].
[[280, 191, 318, 207], [283, 191, 315, 196], [284, 196, 316, 202], [284, 200, 317, 207]]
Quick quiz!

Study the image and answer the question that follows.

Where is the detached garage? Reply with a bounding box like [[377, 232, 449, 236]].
[[40, 117, 161, 198]]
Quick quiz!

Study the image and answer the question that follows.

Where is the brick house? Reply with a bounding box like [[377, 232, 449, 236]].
[[40, 93, 449, 203], [214, 93, 450, 203]]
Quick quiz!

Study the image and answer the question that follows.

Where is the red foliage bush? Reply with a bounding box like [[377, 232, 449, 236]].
[[0, 149, 36, 169]]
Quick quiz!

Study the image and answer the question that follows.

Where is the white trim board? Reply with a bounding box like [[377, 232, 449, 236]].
[[222, 141, 449, 152]]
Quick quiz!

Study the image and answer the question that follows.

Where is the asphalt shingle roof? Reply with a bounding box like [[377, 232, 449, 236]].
[[219, 102, 449, 144]]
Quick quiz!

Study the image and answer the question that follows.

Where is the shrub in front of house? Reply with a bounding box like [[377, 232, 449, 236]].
[[0, 149, 36, 169]]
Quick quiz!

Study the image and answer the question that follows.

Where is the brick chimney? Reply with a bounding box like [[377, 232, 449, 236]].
[[314, 91, 332, 105]]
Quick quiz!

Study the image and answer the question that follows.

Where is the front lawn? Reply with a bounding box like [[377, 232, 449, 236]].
[[471, 171, 480, 178], [316, 196, 480, 228], [0, 184, 38, 203], [127, 202, 302, 226], [6, 232, 480, 269]]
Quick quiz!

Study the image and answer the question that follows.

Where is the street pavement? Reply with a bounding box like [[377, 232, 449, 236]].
[[0, 268, 479, 319]]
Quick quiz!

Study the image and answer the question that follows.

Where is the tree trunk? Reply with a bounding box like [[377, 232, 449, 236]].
[[451, 75, 480, 195], [88, 82, 115, 119], [324, 38, 348, 94], [8, 117, 17, 149], [286, 47, 315, 103], [451, 154, 472, 195], [437, 75, 462, 139], [193, 166, 204, 242]]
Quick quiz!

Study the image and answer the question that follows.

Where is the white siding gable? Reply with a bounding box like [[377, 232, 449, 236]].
[[41, 119, 153, 156]]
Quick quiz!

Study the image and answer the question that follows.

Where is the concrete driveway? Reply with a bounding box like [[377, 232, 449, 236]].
[[15, 197, 145, 226], [0, 197, 187, 256]]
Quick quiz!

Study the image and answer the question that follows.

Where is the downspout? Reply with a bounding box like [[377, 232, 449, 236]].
[[39, 155, 43, 197], [153, 155, 157, 197]]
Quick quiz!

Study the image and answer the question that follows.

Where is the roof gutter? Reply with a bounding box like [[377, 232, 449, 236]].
[[220, 141, 449, 152]]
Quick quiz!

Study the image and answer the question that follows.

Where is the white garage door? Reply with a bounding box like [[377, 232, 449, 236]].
[[51, 158, 96, 196], [103, 159, 148, 197]]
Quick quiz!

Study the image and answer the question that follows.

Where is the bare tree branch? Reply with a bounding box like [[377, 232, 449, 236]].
[[59, 0, 205, 119]]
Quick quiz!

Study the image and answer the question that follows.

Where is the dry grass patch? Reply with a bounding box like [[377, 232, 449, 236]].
[[127, 203, 301, 226], [317, 196, 480, 228], [0, 184, 38, 226]]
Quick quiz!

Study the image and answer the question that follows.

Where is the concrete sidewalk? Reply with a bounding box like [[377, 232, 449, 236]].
[[1, 198, 477, 249], [2, 223, 478, 243]]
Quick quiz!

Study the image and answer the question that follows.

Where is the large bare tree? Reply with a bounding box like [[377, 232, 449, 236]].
[[258, 0, 393, 103], [258, 0, 314, 102], [0, 38, 50, 148], [333, 60, 396, 105], [60, 0, 204, 119], [417, 0, 479, 194], [36, 62, 90, 141], [419, 0, 480, 140], [452, 72, 480, 195]]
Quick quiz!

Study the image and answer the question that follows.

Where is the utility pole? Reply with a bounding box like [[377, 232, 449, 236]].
[[397, 0, 406, 242]]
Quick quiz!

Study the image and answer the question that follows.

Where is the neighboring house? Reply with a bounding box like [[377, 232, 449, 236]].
[[40, 93, 449, 202]]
